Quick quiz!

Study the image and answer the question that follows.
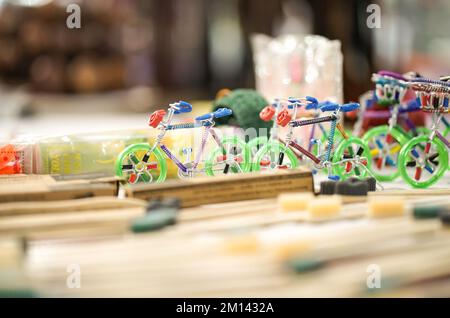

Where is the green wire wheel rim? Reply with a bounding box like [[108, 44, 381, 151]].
[[252, 140, 298, 172], [445, 126, 450, 171], [115, 143, 167, 184], [398, 135, 448, 188], [332, 137, 372, 181], [362, 125, 406, 181], [205, 136, 251, 176]]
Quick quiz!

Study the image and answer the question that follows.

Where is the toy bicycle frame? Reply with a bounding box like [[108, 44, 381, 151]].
[[144, 105, 241, 176], [283, 112, 354, 169], [277, 102, 365, 174]]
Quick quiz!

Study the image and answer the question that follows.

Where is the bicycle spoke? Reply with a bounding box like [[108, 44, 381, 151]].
[[414, 167, 422, 181], [142, 153, 150, 163], [122, 164, 133, 172], [410, 148, 420, 159], [146, 162, 158, 170], [406, 160, 416, 167], [429, 153, 439, 166], [424, 164, 434, 174], [356, 146, 364, 156], [376, 157, 386, 169], [385, 156, 396, 167], [375, 138, 384, 150], [129, 153, 140, 164], [139, 171, 151, 183], [128, 173, 138, 184]]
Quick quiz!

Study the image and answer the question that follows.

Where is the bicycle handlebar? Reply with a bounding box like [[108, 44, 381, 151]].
[[173, 101, 192, 114], [286, 96, 318, 109], [320, 102, 359, 113]]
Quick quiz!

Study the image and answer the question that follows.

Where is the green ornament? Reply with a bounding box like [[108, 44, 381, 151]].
[[212, 89, 271, 131]]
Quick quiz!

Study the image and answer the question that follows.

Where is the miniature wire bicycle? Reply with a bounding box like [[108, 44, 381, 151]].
[[115, 101, 251, 184], [397, 77, 450, 188], [252, 97, 372, 180], [362, 70, 430, 181]]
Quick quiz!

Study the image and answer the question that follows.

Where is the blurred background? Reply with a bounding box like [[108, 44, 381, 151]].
[[0, 0, 449, 136]]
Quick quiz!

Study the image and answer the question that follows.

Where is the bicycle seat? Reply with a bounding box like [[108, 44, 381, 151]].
[[195, 107, 232, 121], [320, 102, 359, 113], [173, 101, 193, 114], [398, 99, 421, 113]]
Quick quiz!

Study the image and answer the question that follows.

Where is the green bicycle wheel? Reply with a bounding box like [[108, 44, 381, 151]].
[[315, 128, 353, 174], [252, 140, 298, 171], [332, 137, 372, 180], [362, 125, 408, 181], [398, 135, 448, 188], [115, 143, 167, 184], [205, 136, 251, 176]]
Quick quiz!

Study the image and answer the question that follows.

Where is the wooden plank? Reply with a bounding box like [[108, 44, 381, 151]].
[[129, 168, 314, 208], [0, 176, 118, 203], [0, 197, 146, 217]]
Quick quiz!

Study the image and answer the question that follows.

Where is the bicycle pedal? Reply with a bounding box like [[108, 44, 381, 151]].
[[217, 155, 227, 162]]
